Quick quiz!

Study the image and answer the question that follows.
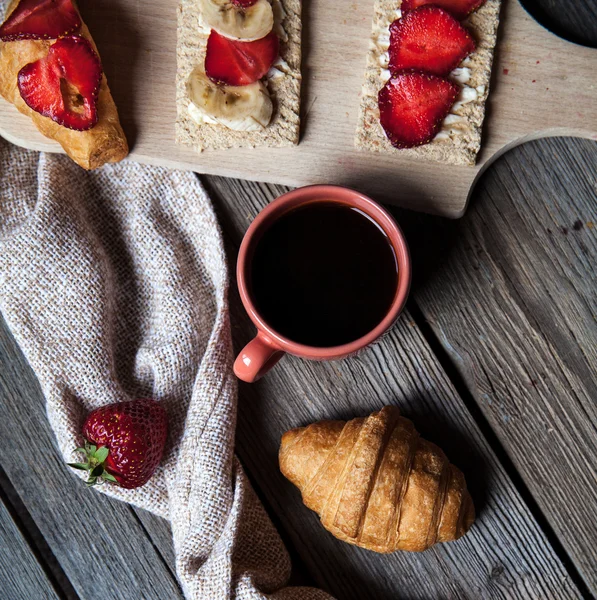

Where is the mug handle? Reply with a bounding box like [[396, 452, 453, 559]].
[[234, 333, 284, 383]]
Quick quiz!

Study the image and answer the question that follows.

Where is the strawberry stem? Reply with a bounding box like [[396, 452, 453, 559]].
[[68, 441, 116, 487]]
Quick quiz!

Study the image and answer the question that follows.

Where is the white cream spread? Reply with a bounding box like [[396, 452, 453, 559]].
[[267, 56, 291, 79], [272, 0, 288, 42], [373, 12, 394, 83], [435, 86, 477, 139], [450, 67, 471, 85], [444, 114, 463, 125], [433, 131, 450, 141], [435, 113, 467, 140], [375, 32, 391, 50], [371, 9, 399, 52], [188, 101, 218, 125], [266, 2, 290, 84], [197, 12, 211, 34], [452, 85, 477, 112]]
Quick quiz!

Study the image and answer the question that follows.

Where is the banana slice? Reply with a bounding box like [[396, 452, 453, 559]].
[[186, 68, 273, 132], [199, 0, 274, 41]]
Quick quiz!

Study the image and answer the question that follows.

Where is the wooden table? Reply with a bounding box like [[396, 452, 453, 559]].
[[1, 3, 596, 599]]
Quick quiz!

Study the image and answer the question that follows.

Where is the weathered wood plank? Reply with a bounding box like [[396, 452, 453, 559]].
[[403, 136, 597, 594], [519, 0, 597, 47], [0, 465, 79, 600], [0, 317, 184, 600], [0, 492, 61, 600], [132, 508, 177, 574], [203, 174, 582, 600]]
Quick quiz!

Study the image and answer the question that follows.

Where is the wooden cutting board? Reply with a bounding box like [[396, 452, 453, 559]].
[[0, 0, 595, 217]]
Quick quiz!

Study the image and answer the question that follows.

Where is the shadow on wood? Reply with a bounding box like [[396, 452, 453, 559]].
[[408, 135, 597, 594], [399, 400, 490, 520], [205, 172, 585, 599], [80, 0, 142, 148]]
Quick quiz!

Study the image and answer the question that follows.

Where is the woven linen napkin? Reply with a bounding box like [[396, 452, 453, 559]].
[[0, 139, 331, 599]]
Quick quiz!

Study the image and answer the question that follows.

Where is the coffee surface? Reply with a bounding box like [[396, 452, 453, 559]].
[[250, 202, 398, 347]]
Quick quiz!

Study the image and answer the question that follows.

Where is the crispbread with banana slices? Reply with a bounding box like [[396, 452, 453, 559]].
[[176, 0, 301, 151], [355, 0, 501, 166]]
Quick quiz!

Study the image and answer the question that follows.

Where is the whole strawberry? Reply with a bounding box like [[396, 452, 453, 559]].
[[68, 399, 168, 489]]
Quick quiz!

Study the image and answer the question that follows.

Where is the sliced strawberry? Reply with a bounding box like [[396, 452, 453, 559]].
[[389, 7, 475, 76], [378, 70, 459, 148], [400, 0, 486, 21], [18, 35, 102, 131], [0, 0, 81, 41], [230, 0, 258, 6], [205, 29, 279, 87]]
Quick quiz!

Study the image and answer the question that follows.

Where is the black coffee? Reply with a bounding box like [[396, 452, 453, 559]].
[[249, 202, 398, 347]]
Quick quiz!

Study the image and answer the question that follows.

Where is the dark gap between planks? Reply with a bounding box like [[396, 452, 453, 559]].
[[0, 464, 80, 600], [127, 507, 184, 594]]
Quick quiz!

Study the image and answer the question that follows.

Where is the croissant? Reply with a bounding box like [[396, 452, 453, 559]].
[[279, 406, 474, 552]]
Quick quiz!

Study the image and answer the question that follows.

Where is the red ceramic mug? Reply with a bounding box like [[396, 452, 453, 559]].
[[233, 185, 411, 383]]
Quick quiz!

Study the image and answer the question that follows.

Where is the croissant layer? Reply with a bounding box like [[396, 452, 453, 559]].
[[280, 406, 475, 552]]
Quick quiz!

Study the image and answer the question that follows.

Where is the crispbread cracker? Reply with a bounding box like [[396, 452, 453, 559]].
[[355, 0, 501, 166], [176, 0, 301, 151]]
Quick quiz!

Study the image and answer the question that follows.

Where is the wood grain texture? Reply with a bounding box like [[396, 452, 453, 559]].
[[203, 173, 582, 600], [132, 509, 178, 573], [519, 0, 597, 47], [0, 466, 79, 600], [0, 316, 184, 600], [0, 137, 593, 599], [0, 0, 596, 216], [0, 495, 61, 600], [402, 137, 597, 593]]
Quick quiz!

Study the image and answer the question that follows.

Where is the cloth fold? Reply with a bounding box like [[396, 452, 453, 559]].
[[0, 139, 330, 600]]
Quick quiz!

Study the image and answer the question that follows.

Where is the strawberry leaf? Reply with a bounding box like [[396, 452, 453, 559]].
[[90, 464, 104, 478], [67, 462, 90, 470], [94, 446, 109, 462], [101, 472, 118, 483]]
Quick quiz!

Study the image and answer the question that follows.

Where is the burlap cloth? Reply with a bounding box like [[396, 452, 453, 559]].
[[0, 138, 331, 599]]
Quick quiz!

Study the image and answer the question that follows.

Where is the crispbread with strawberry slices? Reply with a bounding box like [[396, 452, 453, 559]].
[[175, 0, 301, 151], [355, 0, 501, 166]]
